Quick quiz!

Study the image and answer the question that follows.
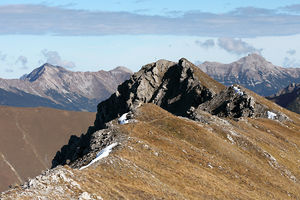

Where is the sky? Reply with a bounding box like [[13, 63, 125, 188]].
[[1, 0, 300, 78]]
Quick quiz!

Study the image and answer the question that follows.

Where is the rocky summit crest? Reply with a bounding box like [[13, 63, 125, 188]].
[[3, 58, 300, 200], [52, 58, 289, 168]]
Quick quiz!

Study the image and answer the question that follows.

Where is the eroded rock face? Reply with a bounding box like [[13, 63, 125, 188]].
[[188, 85, 289, 121], [52, 58, 289, 169], [52, 121, 126, 168], [93, 58, 215, 130], [197, 86, 258, 118], [52, 58, 218, 168]]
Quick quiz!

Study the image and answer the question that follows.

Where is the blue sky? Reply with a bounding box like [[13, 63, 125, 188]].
[[1, 0, 300, 78]]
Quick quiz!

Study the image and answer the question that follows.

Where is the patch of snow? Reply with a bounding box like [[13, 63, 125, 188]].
[[267, 111, 277, 120], [79, 192, 91, 200], [233, 86, 244, 95], [80, 143, 118, 170], [118, 113, 129, 125], [227, 134, 235, 144], [229, 130, 239, 136]]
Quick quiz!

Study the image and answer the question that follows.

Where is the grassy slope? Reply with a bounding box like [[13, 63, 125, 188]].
[[4, 103, 299, 199], [0, 106, 95, 191]]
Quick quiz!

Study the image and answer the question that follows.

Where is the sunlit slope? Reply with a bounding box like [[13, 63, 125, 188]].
[[2, 104, 300, 199], [0, 106, 95, 192]]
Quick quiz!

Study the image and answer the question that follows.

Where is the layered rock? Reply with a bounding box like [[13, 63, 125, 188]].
[[52, 58, 289, 168], [93, 58, 224, 130], [52, 58, 224, 167]]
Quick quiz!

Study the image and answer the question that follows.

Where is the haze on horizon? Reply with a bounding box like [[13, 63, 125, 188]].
[[1, 0, 300, 78]]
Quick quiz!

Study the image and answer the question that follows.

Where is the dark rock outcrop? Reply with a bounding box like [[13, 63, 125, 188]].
[[197, 85, 261, 118], [93, 58, 222, 130], [188, 85, 288, 121], [52, 58, 224, 168]]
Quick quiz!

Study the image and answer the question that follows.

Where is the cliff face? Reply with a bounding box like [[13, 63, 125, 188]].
[[93, 58, 224, 130], [52, 58, 288, 169]]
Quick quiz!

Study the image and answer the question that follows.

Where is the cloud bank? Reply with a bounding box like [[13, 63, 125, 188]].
[[286, 49, 296, 55], [41, 49, 76, 68], [16, 56, 28, 69], [195, 39, 215, 48], [0, 4, 300, 37], [0, 51, 7, 61], [217, 38, 262, 55]]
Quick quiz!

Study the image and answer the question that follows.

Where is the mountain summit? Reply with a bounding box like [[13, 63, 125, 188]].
[[23, 63, 67, 82], [2, 58, 300, 199], [0, 64, 132, 111], [199, 54, 300, 96], [53, 58, 290, 168]]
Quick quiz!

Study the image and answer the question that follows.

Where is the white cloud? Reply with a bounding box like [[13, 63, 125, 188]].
[[0, 4, 300, 37], [195, 39, 215, 48], [41, 49, 76, 68], [283, 57, 300, 68], [217, 37, 262, 55], [0, 51, 7, 61], [286, 49, 296, 55], [281, 4, 300, 13], [5, 68, 13, 73], [16, 56, 28, 69]]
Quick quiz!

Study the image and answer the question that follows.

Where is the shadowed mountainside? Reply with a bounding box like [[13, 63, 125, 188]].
[[0, 106, 95, 192], [267, 83, 300, 114]]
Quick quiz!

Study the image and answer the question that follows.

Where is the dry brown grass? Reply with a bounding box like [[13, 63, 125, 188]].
[[0, 106, 95, 192], [74, 104, 300, 199], [2, 103, 299, 199]]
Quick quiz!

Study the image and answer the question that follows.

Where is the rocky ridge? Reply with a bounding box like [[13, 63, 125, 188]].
[[2, 58, 300, 199], [2, 103, 300, 199], [52, 58, 288, 169]]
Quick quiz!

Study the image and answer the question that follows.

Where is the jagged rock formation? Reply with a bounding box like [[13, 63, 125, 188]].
[[199, 53, 300, 96], [0, 64, 132, 111], [267, 83, 300, 114], [2, 58, 300, 199], [93, 58, 224, 130], [51, 58, 225, 167], [52, 58, 289, 169]]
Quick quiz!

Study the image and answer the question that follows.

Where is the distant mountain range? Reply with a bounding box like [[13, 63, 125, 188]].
[[2, 58, 299, 199], [267, 83, 300, 114], [0, 64, 132, 111], [199, 54, 300, 96]]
